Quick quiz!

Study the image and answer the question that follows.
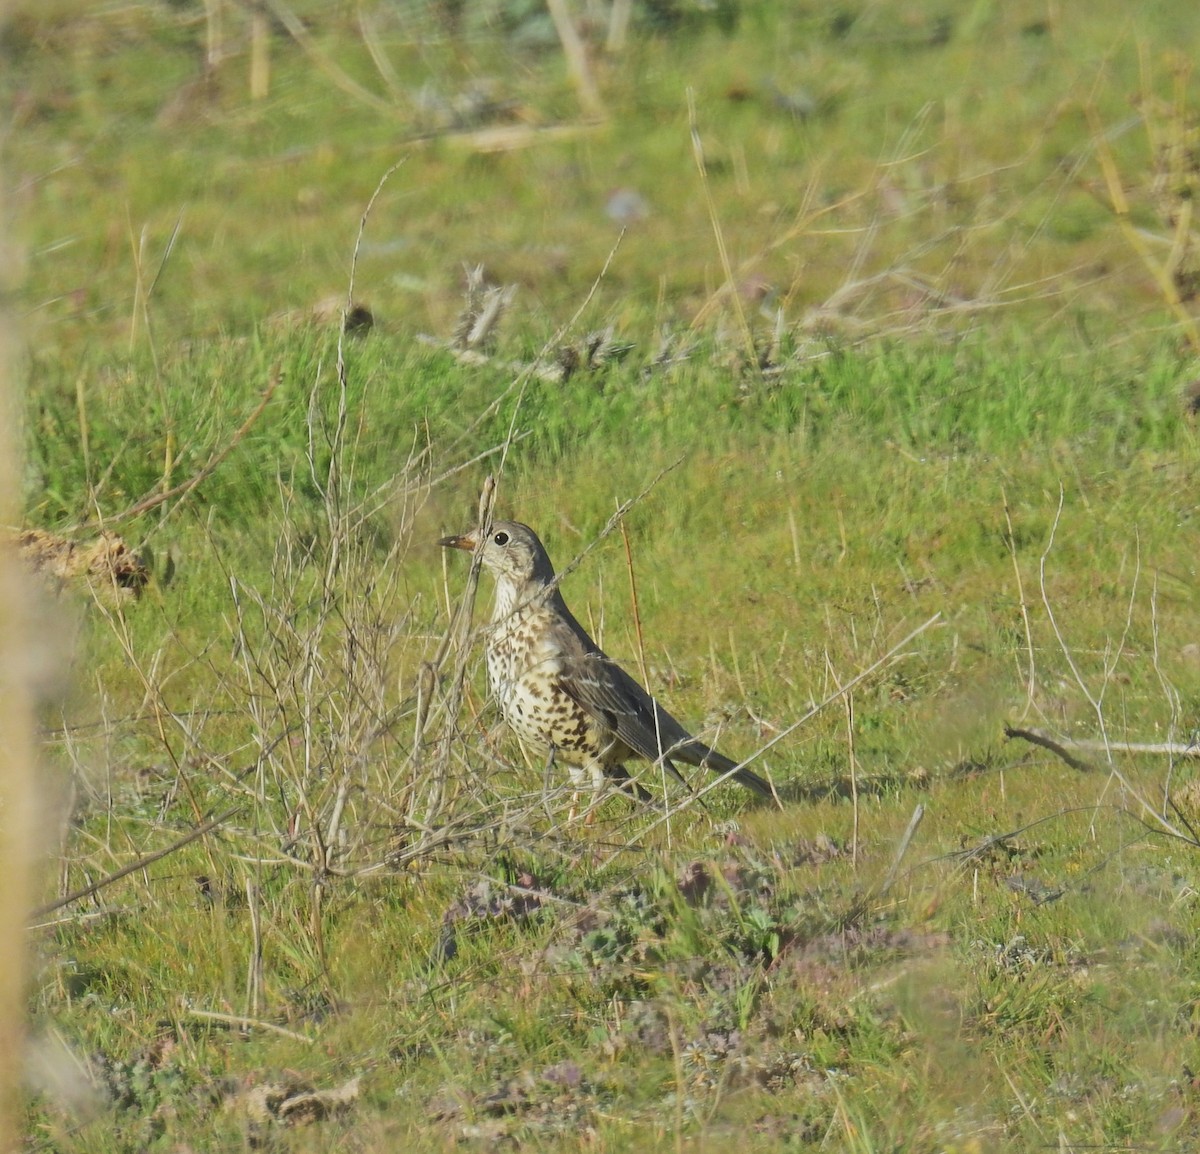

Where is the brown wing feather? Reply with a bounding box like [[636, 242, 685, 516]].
[[550, 595, 774, 799]]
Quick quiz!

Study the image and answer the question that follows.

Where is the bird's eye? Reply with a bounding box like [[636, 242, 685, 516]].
[[493, 531, 510, 546]]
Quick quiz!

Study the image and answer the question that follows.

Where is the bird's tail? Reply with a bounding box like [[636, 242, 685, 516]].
[[686, 744, 776, 802], [727, 764, 775, 801]]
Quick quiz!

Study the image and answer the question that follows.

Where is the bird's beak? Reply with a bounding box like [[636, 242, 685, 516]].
[[438, 532, 477, 552]]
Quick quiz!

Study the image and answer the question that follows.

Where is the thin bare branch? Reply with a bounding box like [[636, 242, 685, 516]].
[[1007, 725, 1200, 763], [31, 806, 242, 918], [1004, 726, 1099, 773]]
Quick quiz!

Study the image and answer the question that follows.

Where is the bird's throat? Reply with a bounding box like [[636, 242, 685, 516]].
[[491, 576, 523, 621]]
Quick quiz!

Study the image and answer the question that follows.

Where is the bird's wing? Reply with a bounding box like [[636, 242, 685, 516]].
[[551, 596, 775, 800], [548, 598, 692, 756], [554, 653, 693, 792], [566, 650, 693, 762]]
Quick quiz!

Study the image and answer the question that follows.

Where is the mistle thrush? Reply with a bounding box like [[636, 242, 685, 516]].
[[439, 520, 774, 802]]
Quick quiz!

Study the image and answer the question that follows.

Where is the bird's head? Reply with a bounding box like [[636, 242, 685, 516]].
[[438, 520, 557, 596]]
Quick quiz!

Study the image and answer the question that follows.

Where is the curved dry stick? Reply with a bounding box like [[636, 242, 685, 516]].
[[1004, 725, 1098, 773], [263, 0, 397, 115], [181, 1006, 314, 1044], [1007, 725, 1200, 763]]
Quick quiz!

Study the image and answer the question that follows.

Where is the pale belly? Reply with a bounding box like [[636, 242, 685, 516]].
[[486, 630, 616, 770]]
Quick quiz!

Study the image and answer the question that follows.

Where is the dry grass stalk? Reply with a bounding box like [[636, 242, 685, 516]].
[[606, 0, 632, 53], [431, 122, 602, 152], [544, 0, 605, 121], [262, 0, 395, 114], [95, 368, 278, 528], [687, 88, 757, 369], [0, 598, 31, 1136], [248, 7, 270, 100], [1090, 78, 1200, 354], [1006, 727, 1200, 763], [32, 807, 241, 918], [599, 613, 942, 869], [451, 265, 517, 352]]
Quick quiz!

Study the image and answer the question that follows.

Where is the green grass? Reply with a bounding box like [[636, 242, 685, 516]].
[[12, 0, 1200, 1151], [23, 321, 1200, 1150]]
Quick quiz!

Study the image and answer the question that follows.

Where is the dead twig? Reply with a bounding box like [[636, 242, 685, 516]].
[[1004, 726, 1098, 773], [1006, 725, 1200, 766], [879, 804, 925, 895], [182, 1006, 314, 1044], [31, 806, 242, 918], [606, 614, 943, 861], [262, 0, 396, 115], [545, 0, 605, 121]]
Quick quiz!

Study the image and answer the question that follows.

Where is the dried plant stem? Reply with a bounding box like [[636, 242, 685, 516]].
[[202, 0, 223, 67], [339, 159, 405, 386], [357, 7, 404, 100], [1007, 727, 1200, 763], [550, 457, 683, 595], [182, 1007, 314, 1044], [825, 651, 860, 864], [606, 0, 632, 52], [687, 88, 756, 368], [98, 369, 279, 527], [1002, 487, 1038, 718], [1039, 486, 1135, 759], [245, 879, 262, 1019], [420, 476, 497, 821], [1088, 102, 1200, 354], [31, 806, 242, 918], [846, 690, 859, 865], [126, 217, 151, 359], [249, 8, 270, 99], [619, 518, 678, 842], [263, 0, 396, 114], [1004, 727, 1098, 773], [880, 804, 925, 896], [1038, 493, 1193, 842], [438, 228, 626, 490], [545, 0, 605, 120], [620, 520, 650, 687], [1149, 576, 1186, 813]]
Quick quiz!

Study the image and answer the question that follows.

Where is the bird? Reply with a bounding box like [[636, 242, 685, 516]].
[[438, 520, 775, 806]]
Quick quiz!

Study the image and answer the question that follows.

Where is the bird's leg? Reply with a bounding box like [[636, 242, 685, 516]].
[[564, 761, 591, 824], [655, 757, 708, 814], [553, 752, 613, 827], [541, 745, 560, 823], [565, 758, 610, 826]]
